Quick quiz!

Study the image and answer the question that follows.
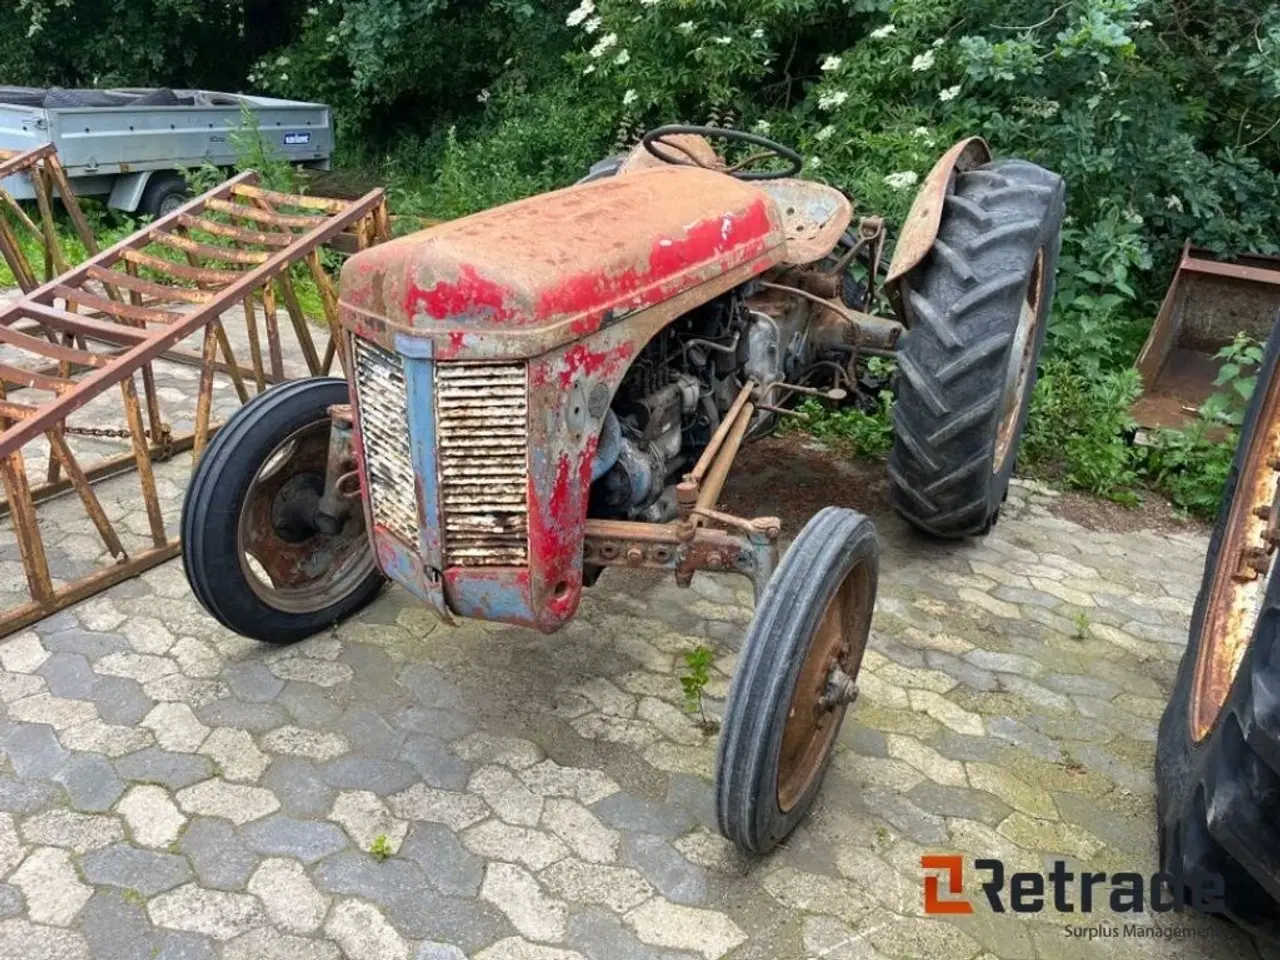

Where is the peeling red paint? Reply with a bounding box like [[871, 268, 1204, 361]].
[[404, 263, 515, 324], [556, 342, 635, 389]]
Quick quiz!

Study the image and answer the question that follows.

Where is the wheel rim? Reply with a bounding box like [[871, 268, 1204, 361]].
[[992, 248, 1046, 474], [158, 194, 185, 217], [776, 558, 874, 812], [235, 418, 375, 615], [1190, 368, 1280, 742]]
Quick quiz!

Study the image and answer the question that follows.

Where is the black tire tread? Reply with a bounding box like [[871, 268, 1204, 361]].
[[1157, 316, 1280, 938], [715, 507, 878, 853], [182, 377, 383, 644], [888, 158, 1065, 538]]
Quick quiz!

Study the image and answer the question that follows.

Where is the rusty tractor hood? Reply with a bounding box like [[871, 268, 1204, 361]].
[[339, 166, 788, 361]]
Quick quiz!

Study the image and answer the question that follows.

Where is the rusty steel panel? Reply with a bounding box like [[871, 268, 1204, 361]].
[[436, 362, 529, 566], [351, 336, 419, 546], [885, 137, 992, 288], [0, 169, 390, 638], [338, 165, 788, 362]]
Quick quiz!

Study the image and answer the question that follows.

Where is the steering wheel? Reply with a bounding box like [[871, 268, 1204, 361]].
[[641, 124, 803, 181]]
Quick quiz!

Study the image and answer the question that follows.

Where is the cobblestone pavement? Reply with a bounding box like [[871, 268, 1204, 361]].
[[0, 348, 1275, 957]]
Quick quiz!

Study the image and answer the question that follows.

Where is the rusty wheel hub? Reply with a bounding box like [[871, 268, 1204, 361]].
[[1191, 378, 1280, 742], [236, 419, 374, 615], [993, 248, 1046, 474], [776, 560, 873, 812]]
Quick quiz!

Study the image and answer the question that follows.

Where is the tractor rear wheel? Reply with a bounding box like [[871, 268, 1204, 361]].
[[715, 507, 878, 854], [888, 159, 1065, 538], [1156, 322, 1280, 939], [182, 377, 384, 644]]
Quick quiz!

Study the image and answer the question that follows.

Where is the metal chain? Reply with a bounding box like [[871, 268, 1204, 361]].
[[60, 422, 175, 459]]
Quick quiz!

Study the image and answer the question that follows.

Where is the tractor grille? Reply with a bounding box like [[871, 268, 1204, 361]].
[[437, 362, 529, 567], [352, 336, 420, 546]]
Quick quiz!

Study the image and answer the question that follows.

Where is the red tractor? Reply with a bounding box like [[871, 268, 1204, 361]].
[[181, 126, 1064, 852]]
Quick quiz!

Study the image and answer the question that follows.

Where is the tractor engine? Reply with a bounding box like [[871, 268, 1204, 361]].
[[591, 286, 834, 523]]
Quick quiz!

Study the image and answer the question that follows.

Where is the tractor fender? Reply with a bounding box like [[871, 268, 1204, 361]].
[[884, 137, 992, 305]]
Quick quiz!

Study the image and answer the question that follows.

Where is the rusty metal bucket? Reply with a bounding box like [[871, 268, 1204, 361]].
[[1133, 243, 1280, 430]]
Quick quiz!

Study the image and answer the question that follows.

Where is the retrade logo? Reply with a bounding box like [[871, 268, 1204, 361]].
[[921, 855, 1227, 916], [921, 855, 973, 914]]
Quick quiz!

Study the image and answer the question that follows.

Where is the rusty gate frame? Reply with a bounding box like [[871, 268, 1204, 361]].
[[0, 169, 389, 636], [0, 143, 108, 293]]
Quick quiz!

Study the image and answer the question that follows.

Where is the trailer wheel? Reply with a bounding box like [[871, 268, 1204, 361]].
[[888, 159, 1065, 538], [140, 172, 190, 219], [182, 377, 384, 645], [1156, 320, 1280, 938], [715, 507, 878, 854]]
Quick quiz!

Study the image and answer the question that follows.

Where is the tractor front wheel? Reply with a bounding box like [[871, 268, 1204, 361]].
[[888, 158, 1065, 538], [715, 507, 878, 854], [181, 377, 384, 644]]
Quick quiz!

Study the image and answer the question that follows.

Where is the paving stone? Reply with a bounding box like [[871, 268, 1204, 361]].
[[11, 846, 90, 926], [81, 887, 155, 960], [321, 755, 419, 795], [566, 906, 698, 960], [543, 798, 620, 864], [9, 692, 97, 729], [385, 884, 515, 949], [81, 842, 192, 895], [177, 778, 280, 825], [325, 898, 410, 960], [762, 865, 875, 924], [470, 764, 546, 826], [461, 818, 569, 872], [474, 939, 585, 960], [0, 774, 62, 814], [141, 703, 209, 753], [37, 653, 97, 698], [966, 763, 1059, 819], [390, 704, 475, 742], [906, 782, 1011, 826], [178, 818, 261, 889], [621, 833, 706, 905], [400, 735, 472, 789], [223, 661, 286, 703], [196, 698, 290, 733], [986, 717, 1063, 762], [59, 718, 152, 757], [43, 628, 130, 661], [260, 756, 336, 818], [0, 917, 91, 960], [400, 822, 486, 896], [0, 632, 50, 673], [624, 898, 746, 960], [338, 706, 406, 760], [2, 723, 69, 778], [0, 885, 20, 919], [592, 792, 693, 838], [453, 732, 544, 770], [152, 930, 220, 960], [241, 813, 349, 863], [415, 943, 468, 960], [89, 677, 153, 725], [388, 783, 489, 831], [117, 784, 185, 848], [0, 672, 45, 704], [313, 849, 427, 908], [113, 748, 213, 790], [541, 858, 653, 913], [885, 734, 968, 787], [20, 808, 123, 853], [223, 928, 340, 960], [859, 788, 948, 845], [53, 752, 124, 812], [270, 658, 353, 688], [481, 862, 568, 942], [262, 725, 350, 762], [277, 681, 347, 727], [248, 857, 329, 933], [147, 883, 267, 941]]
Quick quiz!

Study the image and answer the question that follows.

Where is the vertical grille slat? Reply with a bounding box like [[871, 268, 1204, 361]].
[[437, 362, 529, 567], [352, 337, 420, 546]]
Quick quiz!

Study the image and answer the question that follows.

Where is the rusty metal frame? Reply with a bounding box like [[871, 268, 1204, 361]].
[[0, 170, 389, 637], [1133, 242, 1280, 430], [0, 144, 107, 294]]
